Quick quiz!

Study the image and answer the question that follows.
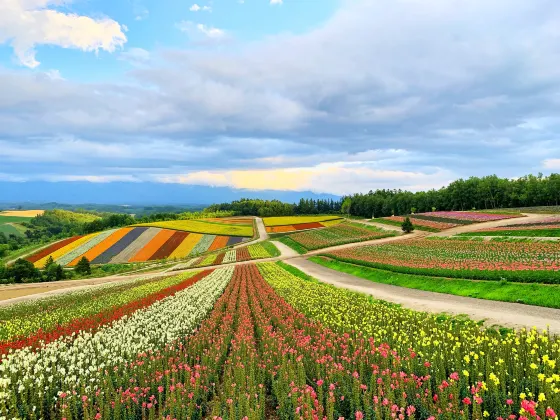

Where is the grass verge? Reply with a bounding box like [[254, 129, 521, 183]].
[[261, 240, 281, 257], [277, 236, 308, 254], [309, 256, 560, 309]]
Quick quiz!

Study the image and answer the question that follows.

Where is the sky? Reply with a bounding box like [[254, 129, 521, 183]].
[[1, 0, 560, 200]]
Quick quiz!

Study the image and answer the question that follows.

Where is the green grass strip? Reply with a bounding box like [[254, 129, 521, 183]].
[[308, 256, 560, 309], [261, 240, 281, 257], [277, 236, 308, 254], [276, 261, 316, 282]]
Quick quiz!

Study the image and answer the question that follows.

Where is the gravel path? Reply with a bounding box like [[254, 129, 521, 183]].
[[285, 258, 560, 334]]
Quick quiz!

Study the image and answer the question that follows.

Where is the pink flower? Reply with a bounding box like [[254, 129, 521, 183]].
[[462, 397, 471, 405], [355, 411, 364, 420], [158, 386, 164, 393], [316, 379, 324, 386], [81, 396, 88, 403], [546, 407, 557, 418], [506, 399, 513, 405], [449, 372, 459, 381]]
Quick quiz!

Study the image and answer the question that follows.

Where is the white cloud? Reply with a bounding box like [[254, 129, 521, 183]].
[[190, 4, 211, 12], [543, 159, 560, 169], [0, 0, 127, 68], [270, 0, 283, 4], [196, 24, 225, 38]]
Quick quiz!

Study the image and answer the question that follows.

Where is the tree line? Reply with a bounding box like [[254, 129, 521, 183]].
[[206, 198, 343, 217]]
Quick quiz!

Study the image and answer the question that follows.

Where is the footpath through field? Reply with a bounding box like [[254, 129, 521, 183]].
[[285, 257, 560, 334]]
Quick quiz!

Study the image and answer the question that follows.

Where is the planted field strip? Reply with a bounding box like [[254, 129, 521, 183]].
[[190, 234, 216, 255], [208, 235, 229, 251], [129, 229, 175, 262], [168, 233, 202, 259], [56, 229, 117, 267], [35, 234, 99, 268], [134, 219, 253, 237], [70, 228, 131, 266], [0, 223, 25, 237], [226, 236, 245, 246], [327, 238, 560, 283], [26, 236, 81, 264], [91, 228, 145, 265], [235, 247, 251, 261], [148, 230, 189, 261], [109, 227, 161, 264], [266, 221, 334, 233], [214, 252, 225, 265], [263, 215, 342, 227], [0, 210, 44, 217], [223, 249, 236, 263]]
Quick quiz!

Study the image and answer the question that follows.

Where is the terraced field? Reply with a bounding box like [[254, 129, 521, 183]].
[[26, 219, 253, 267]]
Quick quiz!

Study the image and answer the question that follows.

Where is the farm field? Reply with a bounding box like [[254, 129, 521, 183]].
[[326, 238, 560, 283], [172, 241, 280, 269], [460, 216, 560, 237], [134, 218, 254, 237], [25, 226, 251, 268], [0, 210, 43, 238], [411, 211, 523, 225], [309, 256, 560, 308], [1, 262, 558, 419], [374, 215, 458, 232], [278, 222, 396, 253], [263, 215, 343, 233]]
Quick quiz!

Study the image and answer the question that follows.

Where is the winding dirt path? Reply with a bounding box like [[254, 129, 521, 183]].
[[285, 258, 560, 334]]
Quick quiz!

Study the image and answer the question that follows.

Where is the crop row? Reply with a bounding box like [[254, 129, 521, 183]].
[[326, 238, 560, 283], [175, 242, 279, 269], [0, 266, 233, 417], [282, 222, 395, 251], [261, 262, 560, 419], [134, 219, 254, 237], [383, 215, 458, 231]]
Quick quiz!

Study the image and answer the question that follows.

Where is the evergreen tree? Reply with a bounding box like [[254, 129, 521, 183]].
[[44, 255, 55, 269], [75, 257, 91, 276], [55, 264, 65, 281], [401, 217, 415, 233]]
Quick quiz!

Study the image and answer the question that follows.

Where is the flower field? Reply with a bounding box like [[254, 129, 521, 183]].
[[460, 217, 560, 237], [280, 222, 395, 251], [172, 241, 279, 269], [326, 238, 560, 283], [25, 227, 251, 268], [1, 262, 559, 419], [264, 215, 344, 233], [377, 216, 459, 232], [134, 218, 254, 237], [412, 211, 522, 225]]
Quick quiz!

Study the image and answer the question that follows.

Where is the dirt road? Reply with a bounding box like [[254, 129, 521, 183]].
[[285, 258, 560, 334]]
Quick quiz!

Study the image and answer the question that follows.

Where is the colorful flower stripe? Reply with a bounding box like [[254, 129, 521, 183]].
[[129, 228, 175, 262], [0, 266, 234, 416], [133, 219, 254, 237], [0, 270, 208, 354], [190, 233, 215, 255], [56, 228, 118, 267], [235, 246, 251, 261], [168, 232, 203, 259], [148, 230, 189, 261], [223, 248, 236, 263], [91, 227, 141, 264], [34, 233, 99, 268], [208, 235, 230, 251], [259, 262, 560, 419], [226, 236, 245, 246], [267, 224, 296, 233], [214, 252, 225, 265], [0, 273, 171, 340], [109, 227, 161, 264], [68, 227, 131, 266], [247, 243, 269, 258], [26, 236, 82, 263]]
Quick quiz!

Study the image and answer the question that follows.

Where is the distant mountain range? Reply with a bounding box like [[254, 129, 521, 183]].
[[0, 181, 340, 206]]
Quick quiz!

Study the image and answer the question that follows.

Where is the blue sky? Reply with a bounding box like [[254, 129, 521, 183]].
[[1, 0, 560, 200]]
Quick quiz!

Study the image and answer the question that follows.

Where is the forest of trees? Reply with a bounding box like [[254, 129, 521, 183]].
[[206, 198, 343, 217], [345, 173, 560, 218]]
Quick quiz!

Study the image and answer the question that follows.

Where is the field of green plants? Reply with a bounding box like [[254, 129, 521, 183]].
[[1, 262, 558, 419]]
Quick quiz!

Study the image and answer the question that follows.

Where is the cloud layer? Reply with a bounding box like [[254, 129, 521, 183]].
[[0, 0, 127, 68], [1, 0, 560, 193]]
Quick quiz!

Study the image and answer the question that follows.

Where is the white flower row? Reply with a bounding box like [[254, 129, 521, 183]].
[[223, 249, 237, 263], [0, 266, 234, 413]]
